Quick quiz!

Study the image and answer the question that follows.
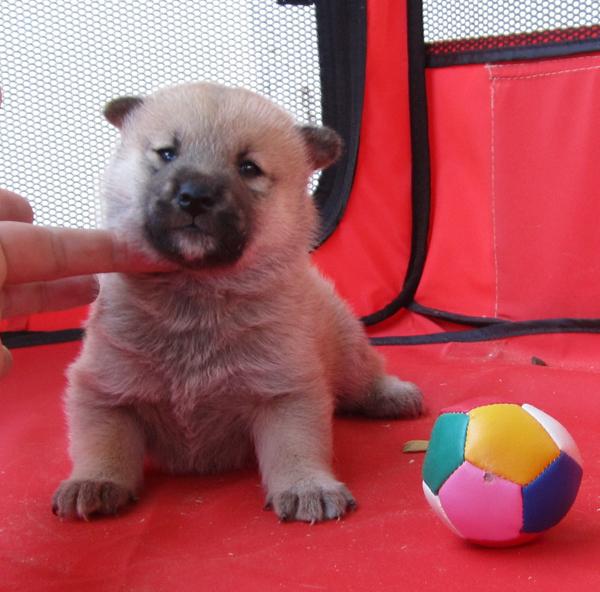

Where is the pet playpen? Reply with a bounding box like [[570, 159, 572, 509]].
[[1, 0, 599, 589]]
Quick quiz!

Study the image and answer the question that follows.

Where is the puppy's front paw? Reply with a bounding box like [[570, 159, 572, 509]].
[[363, 376, 424, 419], [52, 479, 136, 520], [267, 478, 356, 523]]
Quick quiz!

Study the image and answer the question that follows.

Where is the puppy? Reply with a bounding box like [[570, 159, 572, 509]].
[[52, 82, 423, 522]]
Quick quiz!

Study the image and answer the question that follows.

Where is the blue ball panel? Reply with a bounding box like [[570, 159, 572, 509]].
[[522, 452, 583, 533]]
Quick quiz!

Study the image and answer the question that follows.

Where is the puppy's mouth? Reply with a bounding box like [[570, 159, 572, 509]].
[[143, 205, 249, 269]]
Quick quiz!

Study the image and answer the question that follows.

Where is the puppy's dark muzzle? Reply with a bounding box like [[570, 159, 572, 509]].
[[176, 177, 223, 217], [144, 169, 250, 268]]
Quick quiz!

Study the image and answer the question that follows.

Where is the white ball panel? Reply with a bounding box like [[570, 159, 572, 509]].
[[422, 481, 463, 538], [522, 403, 583, 466]]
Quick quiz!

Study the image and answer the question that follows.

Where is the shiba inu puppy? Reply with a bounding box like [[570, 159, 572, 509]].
[[52, 83, 423, 522]]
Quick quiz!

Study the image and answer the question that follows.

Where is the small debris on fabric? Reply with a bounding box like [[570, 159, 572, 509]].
[[531, 356, 548, 366], [403, 440, 429, 453]]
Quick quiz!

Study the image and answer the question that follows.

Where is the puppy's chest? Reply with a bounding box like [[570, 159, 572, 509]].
[[151, 327, 252, 393], [132, 327, 280, 445], [116, 311, 284, 406]]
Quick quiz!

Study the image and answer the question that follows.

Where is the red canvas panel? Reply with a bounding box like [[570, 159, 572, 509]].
[[491, 54, 600, 320], [416, 53, 600, 320], [1, 337, 599, 591], [416, 64, 496, 317], [313, 0, 413, 319]]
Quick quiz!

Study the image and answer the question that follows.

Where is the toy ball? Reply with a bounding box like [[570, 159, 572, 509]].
[[422, 402, 583, 547]]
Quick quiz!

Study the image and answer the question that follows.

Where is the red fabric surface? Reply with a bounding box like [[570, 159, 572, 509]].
[[313, 0, 413, 319], [416, 53, 600, 320], [25, 307, 89, 332], [1, 336, 599, 592], [0, 307, 88, 333]]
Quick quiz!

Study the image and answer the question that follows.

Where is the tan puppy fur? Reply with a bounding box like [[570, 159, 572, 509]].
[[52, 82, 423, 522]]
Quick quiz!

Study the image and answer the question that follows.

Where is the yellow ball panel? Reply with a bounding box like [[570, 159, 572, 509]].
[[465, 404, 560, 485]]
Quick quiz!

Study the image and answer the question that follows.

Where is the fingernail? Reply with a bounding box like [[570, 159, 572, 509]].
[[90, 275, 100, 300], [0, 345, 13, 377]]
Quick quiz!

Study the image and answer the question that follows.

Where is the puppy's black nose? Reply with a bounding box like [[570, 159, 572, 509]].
[[176, 180, 220, 216]]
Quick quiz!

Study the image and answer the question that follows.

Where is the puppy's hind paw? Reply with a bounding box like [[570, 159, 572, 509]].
[[358, 376, 424, 419], [52, 479, 137, 520]]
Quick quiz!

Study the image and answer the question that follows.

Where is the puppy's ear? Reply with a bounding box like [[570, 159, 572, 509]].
[[299, 125, 343, 171], [104, 96, 144, 129]]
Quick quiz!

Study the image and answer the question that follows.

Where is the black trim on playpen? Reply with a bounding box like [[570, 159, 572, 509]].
[[312, 0, 367, 245], [427, 36, 600, 68], [276, 1, 314, 5], [2, 329, 84, 349], [370, 318, 600, 346], [360, 0, 431, 326], [6, 316, 600, 350], [407, 302, 506, 328]]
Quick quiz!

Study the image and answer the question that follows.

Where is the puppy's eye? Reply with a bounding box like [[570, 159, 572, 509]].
[[239, 159, 263, 178], [155, 147, 177, 163]]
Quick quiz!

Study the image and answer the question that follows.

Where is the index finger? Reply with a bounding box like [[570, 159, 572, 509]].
[[0, 222, 176, 285]]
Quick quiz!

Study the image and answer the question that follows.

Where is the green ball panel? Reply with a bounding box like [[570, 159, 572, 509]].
[[423, 413, 469, 494]]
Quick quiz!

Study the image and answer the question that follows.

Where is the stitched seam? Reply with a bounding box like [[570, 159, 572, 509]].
[[521, 482, 525, 533], [521, 453, 561, 532], [523, 450, 563, 488], [491, 64, 600, 82], [464, 405, 517, 483], [438, 414, 469, 494], [463, 415, 469, 468], [429, 412, 468, 494], [487, 65, 500, 317]]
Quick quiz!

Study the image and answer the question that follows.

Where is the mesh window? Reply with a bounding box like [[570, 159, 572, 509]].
[[0, 0, 321, 229], [424, 0, 600, 66]]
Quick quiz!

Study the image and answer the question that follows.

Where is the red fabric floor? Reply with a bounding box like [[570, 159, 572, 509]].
[[1, 328, 599, 591]]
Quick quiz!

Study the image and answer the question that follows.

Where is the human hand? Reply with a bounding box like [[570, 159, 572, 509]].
[[0, 189, 174, 376]]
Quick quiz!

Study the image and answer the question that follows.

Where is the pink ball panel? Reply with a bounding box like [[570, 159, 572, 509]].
[[439, 461, 523, 543], [422, 482, 463, 538]]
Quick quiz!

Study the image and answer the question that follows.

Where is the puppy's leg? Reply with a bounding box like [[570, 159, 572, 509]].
[[53, 392, 144, 520], [334, 333, 424, 419], [253, 392, 355, 523]]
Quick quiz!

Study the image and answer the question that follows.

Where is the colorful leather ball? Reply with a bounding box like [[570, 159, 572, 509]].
[[422, 402, 583, 546]]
